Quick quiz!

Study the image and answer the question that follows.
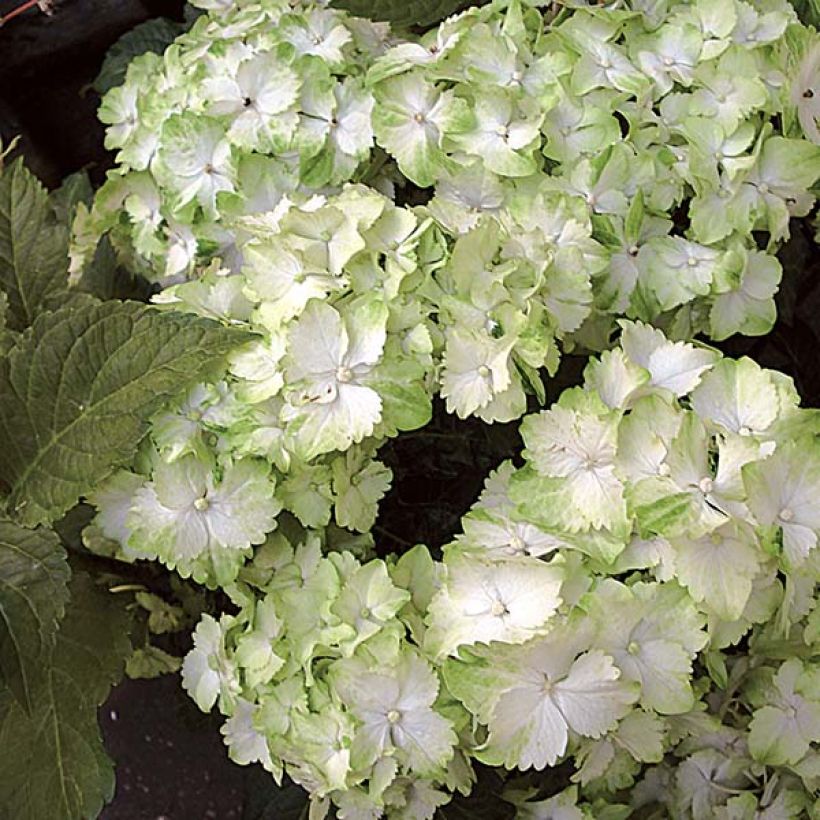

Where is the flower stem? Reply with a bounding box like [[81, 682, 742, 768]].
[[0, 0, 50, 28]]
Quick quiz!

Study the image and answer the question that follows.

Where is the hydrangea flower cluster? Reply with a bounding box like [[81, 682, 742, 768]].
[[181, 534, 464, 819], [369, 0, 820, 345], [71, 0, 395, 282], [174, 322, 820, 818]]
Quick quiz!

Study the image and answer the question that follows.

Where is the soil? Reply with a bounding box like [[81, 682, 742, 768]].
[[1, 3, 819, 819]]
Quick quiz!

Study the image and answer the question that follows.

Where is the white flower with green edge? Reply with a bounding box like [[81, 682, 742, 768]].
[[517, 389, 627, 534], [273, 563, 349, 670], [619, 320, 718, 398], [455, 507, 564, 560], [282, 298, 387, 460], [182, 613, 240, 713], [299, 76, 375, 187], [688, 172, 752, 245], [788, 38, 820, 145], [748, 659, 820, 766], [228, 333, 288, 404], [570, 36, 649, 98], [708, 248, 781, 341], [635, 24, 703, 95], [368, 17, 463, 84], [279, 8, 353, 68], [152, 113, 237, 217], [717, 789, 810, 820], [332, 652, 457, 777], [540, 89, 621, 164], [674, 748, 751, 820], [99, 85, 141, 151], [705, 570, 782, 651], [588, 580, 707, 714], [425, 161, 508, 235], [331, 449, 392, 534], [423, 552, 563, 660], [202, 51, 300, 152], [128, 455, 281, 563], [440, 327, 515, 419], [243, 239, 343, 326], [448, 90, 543, 178], [350, 206, 424, 300], [687, 0, 736, 59], [382, 777, 451, 820], [330, 560, 410, 653], [87, 469, 148, 560], [283, 187, 385, 273], [572, 709, 666, 792], [559, 143, 634, 216], [372, 72, 472, 187], [690, 357, 781, 436], [584, 348, 650, 411], [743, 136, 820, 241], [690, 48, 768, 132], [149, 382, 230, 461], [627, 411, 730, 540], [155, 267, 255, 321], [630, 237, 736, 317], [671, 521, 763, 622], [446, 627, 639, 771], [743, 440, 820, 567], [233, 597, 286, 690], [284, 705, 356, 795], [221, 697, 276, 773], [278, 461, 334, 529], [684, 119, 757, 187], [731, 1, 792, 48]]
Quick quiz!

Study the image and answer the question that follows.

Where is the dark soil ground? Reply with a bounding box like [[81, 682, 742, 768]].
[[1, 2, 819, 818]]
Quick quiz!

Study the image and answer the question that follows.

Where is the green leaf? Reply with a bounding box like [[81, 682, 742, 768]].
[[125, 645, 181, 679], [0, 300, 254, 526], [0, 518, 70, 713], [0, 159, 70, 331], [0, 572, 132, 820], [93, 17, 183, 95], [50, 171, 93, 229], [330, 0, 473, 28]]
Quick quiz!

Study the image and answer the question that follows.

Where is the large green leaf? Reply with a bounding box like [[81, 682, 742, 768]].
[[0, 300, 254, 526], [94, 17, 184, 95], [0, 572, 132, 820], [0, 518, 70, 714], [0, 159, 70, 330], [330, 0, 472, 27]]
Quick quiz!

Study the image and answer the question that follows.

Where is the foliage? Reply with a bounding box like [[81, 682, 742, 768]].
[[0, 0, 819, 817]]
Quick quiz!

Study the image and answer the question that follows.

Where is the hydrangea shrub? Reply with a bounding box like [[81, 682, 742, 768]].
[[1, 0, 819, 817]]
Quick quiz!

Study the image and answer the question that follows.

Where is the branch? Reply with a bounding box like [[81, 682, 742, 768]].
[[0, 0, 54, 28]]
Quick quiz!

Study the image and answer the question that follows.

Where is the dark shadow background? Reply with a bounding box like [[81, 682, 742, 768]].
[[0, 2, 818, 818]]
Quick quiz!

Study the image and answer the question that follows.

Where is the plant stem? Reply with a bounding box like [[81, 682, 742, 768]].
[[0, 0, 47, 27]]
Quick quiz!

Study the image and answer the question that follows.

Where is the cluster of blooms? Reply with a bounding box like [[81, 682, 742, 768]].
[[84, 183, 440, 585], [175, 322, 820, 818], [73, 0, 820, 358], [369, 0, 820, 347], [180, 532, 466, 819], [70, 0, 395, 282]]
